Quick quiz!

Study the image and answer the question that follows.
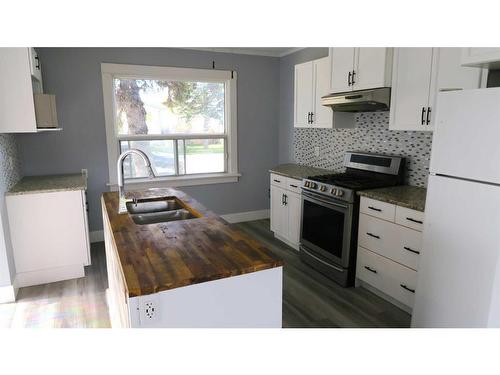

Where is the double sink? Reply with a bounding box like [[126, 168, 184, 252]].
[[126, 197, 199, 225]]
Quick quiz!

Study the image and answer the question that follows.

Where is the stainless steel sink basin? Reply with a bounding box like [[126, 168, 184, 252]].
[[130, 209, 195, 225], [125, 197, 199, 225], [126, 199, 182, 214]]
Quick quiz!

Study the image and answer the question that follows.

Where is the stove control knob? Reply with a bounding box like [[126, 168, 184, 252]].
[[320, 186, 327, 192], [336, 189, 344, 197], [331, 188, 337, 195], [304, 181, 310, 188], [310, 182, 317, 189]]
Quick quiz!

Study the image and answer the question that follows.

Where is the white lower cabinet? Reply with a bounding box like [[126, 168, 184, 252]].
[[6, 189, 90, 287], [356, 196, 424, 311], [270, 173, 302, 250]]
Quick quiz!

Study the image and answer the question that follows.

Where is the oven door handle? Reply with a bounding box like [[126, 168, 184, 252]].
[[302, 192, 349, 210], [301, 247, 345, 273]]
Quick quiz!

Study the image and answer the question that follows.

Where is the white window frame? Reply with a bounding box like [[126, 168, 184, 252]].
[[101, 63, 239, 189]]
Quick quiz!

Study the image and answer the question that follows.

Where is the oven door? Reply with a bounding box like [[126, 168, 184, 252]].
[[300, 191, 353, 268]]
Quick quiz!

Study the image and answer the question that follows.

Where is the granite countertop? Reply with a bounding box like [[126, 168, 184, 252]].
[[357, 185, 427, 212], [102, 188, 283, 297], [7, 173, 87, 196], [269, 163, 331, 180]]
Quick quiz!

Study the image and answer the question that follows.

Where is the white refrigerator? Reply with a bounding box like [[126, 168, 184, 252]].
[[412, 88, 500, 328]]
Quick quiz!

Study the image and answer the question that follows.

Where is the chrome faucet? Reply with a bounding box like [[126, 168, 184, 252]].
[[117, 149, 156, 214]]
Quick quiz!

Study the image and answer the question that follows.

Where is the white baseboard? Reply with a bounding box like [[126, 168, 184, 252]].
[[220, 209, 270, 224], [90, 230, 104, 243], [0, 277, 19, 303], [16, 264, 85, 288]]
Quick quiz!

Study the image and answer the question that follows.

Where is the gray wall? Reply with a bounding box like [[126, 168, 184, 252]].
[[0, 135, 22, 286], [278, 48, 329, 163], [18, 48, 280, 231]]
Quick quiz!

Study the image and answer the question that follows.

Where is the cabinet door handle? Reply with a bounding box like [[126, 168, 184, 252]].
[[282, 194, 285, 205], [421, 107, 426, 125], [351, 70, 356, 85], [368, 206, 382, 212], [426, 107, 431, 125], [366, 232, 380, 239], [403, 246, 421, 255], [400, 284, 415, 293], [284, 194, 288, 205], [348, 71, 352, 86], [273, 179, 281, 183], [290, 184, 298, 188], [406, 217, 423, 224], [310, 112, 314, 124], [308, 112, 312, 124], [35, 55, 40, 70], [364, 266, 377, 274]]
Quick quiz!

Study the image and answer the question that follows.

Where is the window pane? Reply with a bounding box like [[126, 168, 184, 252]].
[[184, 139, 225, 174], [120, 140, 175, 178], [114, 78, 225, 135]]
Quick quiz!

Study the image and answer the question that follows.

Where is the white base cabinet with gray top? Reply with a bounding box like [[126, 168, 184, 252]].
[[270, 173, 302, 250], [356, 196, 425, 313], [6, 174, 90, 288]]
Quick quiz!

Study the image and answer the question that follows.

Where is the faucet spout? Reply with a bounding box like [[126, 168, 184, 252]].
[[117, 148, 156, 214]]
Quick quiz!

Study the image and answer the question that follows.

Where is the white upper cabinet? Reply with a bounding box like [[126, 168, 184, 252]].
[[329, 48, 355, 93], [389, 48, 482, 131], [294, 61, 314, 128], [389, 48, 435, 131], [313, 56, 333, 128], [329, 47, 392, 93], [294, 56, 333, 128], [0, 47, 59, 133], [461, 48, 500, 68]]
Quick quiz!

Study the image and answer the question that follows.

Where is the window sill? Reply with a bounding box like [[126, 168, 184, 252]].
[[107, 172, 241, 190]]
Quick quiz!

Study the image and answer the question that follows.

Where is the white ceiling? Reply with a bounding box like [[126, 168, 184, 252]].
[[185, 47, 303, 57]]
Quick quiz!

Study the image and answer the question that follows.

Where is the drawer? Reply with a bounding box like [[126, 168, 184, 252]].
[[270, 173, 286, 188], [357, 247, 417, 308], [360, 197, 396, 222], [395, 206, 425, 231], [286, 177, 302, 194], [358, 213, 422, 270]]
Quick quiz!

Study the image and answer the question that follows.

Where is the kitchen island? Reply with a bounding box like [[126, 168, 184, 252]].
[[101, 188, 283, 328]]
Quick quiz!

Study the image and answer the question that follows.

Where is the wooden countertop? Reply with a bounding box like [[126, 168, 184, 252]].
[[102, 188, 283, 297]]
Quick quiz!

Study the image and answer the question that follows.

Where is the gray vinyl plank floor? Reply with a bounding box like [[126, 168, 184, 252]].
[[0, 219, 410, 328], [234, 219, 411, 328]]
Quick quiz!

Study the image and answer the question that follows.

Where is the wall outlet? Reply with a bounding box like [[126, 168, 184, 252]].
[[314, 146, 320, 157], [81, 168, 88, 178], [139, 295, 160, 325]]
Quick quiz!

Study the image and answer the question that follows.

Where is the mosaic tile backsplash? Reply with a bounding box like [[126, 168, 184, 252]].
[[294, 112, 433, 187]]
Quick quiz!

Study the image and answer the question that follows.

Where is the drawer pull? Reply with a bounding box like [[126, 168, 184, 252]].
[[273, 179, 281, 183], [368, 206, 382, 212], [290, 184, 298, 188], [406, 217, 423, 224], [403, 246, 420, 255], [366, 232, 380, 239], [400, 284, 415, 293], [364, 266, 377, 274]]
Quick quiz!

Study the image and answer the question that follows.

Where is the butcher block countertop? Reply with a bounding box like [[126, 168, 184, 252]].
[[102, 188, 283, 297]]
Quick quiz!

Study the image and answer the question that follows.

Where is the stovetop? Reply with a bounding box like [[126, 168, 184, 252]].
[[308, 172, 396, 190]]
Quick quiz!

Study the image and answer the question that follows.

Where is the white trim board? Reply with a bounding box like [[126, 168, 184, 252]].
[[220, 209, 269, 224], [0, 278, 19, 304], [184, 47, 304, 58]]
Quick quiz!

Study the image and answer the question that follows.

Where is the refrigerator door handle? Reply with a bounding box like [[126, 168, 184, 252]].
[[421, 107, 426, 125]]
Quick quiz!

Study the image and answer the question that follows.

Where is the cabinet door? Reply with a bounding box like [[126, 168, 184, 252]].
[[329, 47, 355, 93], [312, 57, 333, 129], [354, 48, 392, 90], [270, 185, 287, 238], [389, 48, 434, 131], [286, 191, 302, 248], [294, 61, 314, 128], [426, 48, 482, 129], [28, 47, 43, 88], [461, 48, 500, 68]]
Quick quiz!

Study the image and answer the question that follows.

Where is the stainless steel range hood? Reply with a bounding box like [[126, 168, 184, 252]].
[[321, 87, 391, 112]]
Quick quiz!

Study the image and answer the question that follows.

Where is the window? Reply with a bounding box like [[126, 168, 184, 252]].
[[101, 63, 239, 188]]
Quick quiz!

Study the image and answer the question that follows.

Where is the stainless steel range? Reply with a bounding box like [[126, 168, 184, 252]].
[[300, 151, 405, 287]]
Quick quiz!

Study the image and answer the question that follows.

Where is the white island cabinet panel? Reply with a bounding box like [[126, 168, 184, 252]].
[[128, 267, 283, 328]]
